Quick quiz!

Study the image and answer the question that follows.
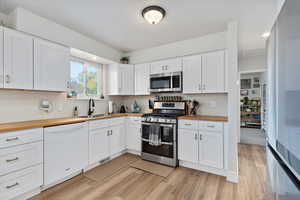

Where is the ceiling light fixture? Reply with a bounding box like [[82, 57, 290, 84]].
[[261, 32, 271, 38], [142, 5, 166, 25]]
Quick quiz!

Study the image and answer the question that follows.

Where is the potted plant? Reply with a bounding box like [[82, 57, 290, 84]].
[[120, 56, 129, 64]]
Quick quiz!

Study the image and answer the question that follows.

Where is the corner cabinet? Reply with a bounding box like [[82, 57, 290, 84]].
[[183, 50, 226, 94], [135, 63, 150, 95], [34, 39, 70, 91], [3, 28, 34, 90], [178, 120, 225, 175], [107, 64, 135, 95]]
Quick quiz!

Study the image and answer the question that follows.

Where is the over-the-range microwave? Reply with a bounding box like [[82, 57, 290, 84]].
[[150, 72, 182, 93]]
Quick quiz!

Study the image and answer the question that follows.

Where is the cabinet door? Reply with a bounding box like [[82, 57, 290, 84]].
[[202, 50, 225, 93], [3, 28, 33, 89], [120, 64, 134, 95], [0, 27, 3, 88], [127, 125, 141, 152], [110, 125, 126, 156], [199, 131, 223, 169], [178, 129, 198, 163], [89, 128, 110, 165], [34, 39, 70, 91], [135, 63, 150, 95], [44, 123, 88, 186], [182, 54, 202, 93], [151, 58, 182, 74], [106, 64, 120, 95]]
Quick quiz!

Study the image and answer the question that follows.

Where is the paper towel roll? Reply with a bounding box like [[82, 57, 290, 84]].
[[108, 101, 113, 114]]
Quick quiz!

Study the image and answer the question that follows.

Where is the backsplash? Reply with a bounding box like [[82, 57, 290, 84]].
[[116, 93, 228, 116], [0, 90, 119, 123], [0, 90, 227, 123]]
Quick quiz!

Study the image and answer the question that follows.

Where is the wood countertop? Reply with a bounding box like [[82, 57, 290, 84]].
[[0, 113, 144, 133], [177, 115, 228, 122], [0, 113, 227, 133]]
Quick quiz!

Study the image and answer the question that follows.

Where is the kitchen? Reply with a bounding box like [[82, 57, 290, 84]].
[[0, 0, 299, 200]]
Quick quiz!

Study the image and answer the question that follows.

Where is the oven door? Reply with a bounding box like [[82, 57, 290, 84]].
[[141, 122, 175, 158]]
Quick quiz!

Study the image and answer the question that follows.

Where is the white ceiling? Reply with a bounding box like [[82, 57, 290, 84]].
[[0, 0, 277, 53]]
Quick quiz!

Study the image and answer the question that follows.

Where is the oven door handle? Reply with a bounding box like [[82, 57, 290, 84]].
[[141, 138, 173, 146], [142, 122, 174, 128]]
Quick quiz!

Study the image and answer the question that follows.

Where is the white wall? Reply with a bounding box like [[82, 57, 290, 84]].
[[239, 54, 266, 72], [10, 8, 122, 62], [126, 31, 226, 64]]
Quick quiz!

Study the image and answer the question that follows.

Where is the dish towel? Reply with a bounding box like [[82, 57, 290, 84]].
[[149, 124, 161, 146]]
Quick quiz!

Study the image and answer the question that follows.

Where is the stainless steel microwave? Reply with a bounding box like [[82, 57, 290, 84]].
[[150, 72, 182, 93]]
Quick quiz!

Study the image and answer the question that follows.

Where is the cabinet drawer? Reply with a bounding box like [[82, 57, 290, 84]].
[[199, 121, 223, 132], [0, 141, 43, 176], [0, 164, 43, 200], [178, 120, 198, 130], [0, 128, 43, 149], [89, 119, 111, 130]]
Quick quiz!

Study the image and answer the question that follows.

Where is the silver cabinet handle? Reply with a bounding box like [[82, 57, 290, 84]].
[[110, 130, 113, 136], [165, 65, 168, 70], [6, 182, 19, 189], [202, 84, 206, 90], [199, 134, 202, 140], [67, 81, 70, 89], [107, 130, 110, 136], [6, 157, 19, 162], [185, 123, 192, 126], [194, 133, 198, 140], [198, 84, 202, 91], [6, 137, 19, 142], [5, 74, 10, 84]]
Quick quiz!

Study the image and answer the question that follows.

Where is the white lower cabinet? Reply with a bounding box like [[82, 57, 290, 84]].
[[0, 164, 43, 200], [178, 129, 198, 163], [44, 122, 89, 187], [0, 128, 43, 200], [88, 118, 126, 166], [178, 120, 224, 173], [126, 117, 142, 153]]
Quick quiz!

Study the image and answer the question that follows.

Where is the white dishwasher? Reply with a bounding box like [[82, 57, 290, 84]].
[[44, 122, 88, 188]]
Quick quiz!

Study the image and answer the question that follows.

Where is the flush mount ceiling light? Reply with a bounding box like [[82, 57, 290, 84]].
[[142, 5, 166, 25]]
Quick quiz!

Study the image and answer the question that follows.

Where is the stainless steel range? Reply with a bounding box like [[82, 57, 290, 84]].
[[141, 101, 186, 167]]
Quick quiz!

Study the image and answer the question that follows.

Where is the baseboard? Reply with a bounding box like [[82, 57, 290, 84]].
[[226, 170, 239, 183], [179, 160, 226, 177], [127, 149, 141, 156], [12, 187, 41, 200], [84, 162, 100, 172]]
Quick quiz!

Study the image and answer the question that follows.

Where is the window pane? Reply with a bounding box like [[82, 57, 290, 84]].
[[86, 65, 99, 96], [70, 61, 85, 97]]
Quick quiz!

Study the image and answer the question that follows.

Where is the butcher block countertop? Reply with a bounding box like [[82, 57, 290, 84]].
[[0, 113, 143, 133], [0, 113, 227, 133], [177, 115, 228, 122]]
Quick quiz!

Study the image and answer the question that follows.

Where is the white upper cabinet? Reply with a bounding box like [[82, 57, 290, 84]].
[[150, 58, 182, 74], [201, 50, 225, 93], [3, 28, 33, 89], [182, 54, 202, 94], [119, 64, 134, 95], [34, 38, 70, 91], [135, 63, 150, 95], [183, 50, 226, 94], [0, 27, 3, 88], [107, 64, 134, 95]]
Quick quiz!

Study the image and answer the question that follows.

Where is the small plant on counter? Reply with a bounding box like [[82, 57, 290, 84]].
[[120, 56, 130, 64]]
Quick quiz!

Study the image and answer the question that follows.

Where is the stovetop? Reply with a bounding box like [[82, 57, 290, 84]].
[[142, 113, 184, 119]]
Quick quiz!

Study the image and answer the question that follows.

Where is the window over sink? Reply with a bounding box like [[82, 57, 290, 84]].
[[68, 57, 103, 99]]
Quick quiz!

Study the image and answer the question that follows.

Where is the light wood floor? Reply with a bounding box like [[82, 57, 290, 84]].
[[31, 144, 272, 200]]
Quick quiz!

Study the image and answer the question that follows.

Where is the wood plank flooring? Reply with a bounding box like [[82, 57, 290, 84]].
[[31, 144, 272, 200]]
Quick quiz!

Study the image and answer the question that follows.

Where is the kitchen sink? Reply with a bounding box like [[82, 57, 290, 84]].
[[78, 114, 105, 118]]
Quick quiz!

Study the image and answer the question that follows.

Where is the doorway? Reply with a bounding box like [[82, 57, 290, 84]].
[[239, 70, 267, 146]]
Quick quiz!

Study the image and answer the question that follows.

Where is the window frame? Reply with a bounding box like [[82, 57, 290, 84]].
[[69, 56, 103, 100]]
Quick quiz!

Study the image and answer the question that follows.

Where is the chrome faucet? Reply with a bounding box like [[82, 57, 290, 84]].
[[88, 98, 95, 116]]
